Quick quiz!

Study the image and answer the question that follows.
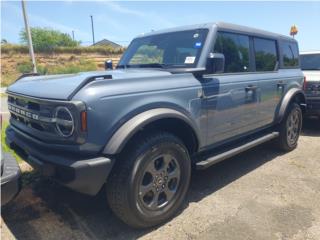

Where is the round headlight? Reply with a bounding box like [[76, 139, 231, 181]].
[[55, 106, 74, 137]]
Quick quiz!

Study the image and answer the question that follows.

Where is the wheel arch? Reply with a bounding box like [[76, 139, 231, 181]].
[[276, 88, 306, 123], [103, 108, 201, 155]]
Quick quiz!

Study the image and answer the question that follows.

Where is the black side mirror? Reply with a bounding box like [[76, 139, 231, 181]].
[[206, 53, 225, 74], [105, 60, 113, 70]]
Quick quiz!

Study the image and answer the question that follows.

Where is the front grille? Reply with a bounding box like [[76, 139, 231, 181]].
[[305, 81, 320, 94], [8, 95, 58, 135], [7, 93, 86, 144]]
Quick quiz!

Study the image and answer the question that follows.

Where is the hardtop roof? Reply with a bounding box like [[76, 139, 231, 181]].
[[136, 22, 297, 43]]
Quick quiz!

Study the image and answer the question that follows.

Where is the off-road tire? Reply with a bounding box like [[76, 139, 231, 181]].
[[276, 102, 302, 151], [106, 131, 191, 228]]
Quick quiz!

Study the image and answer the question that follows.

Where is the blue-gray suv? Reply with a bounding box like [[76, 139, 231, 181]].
[[5, 22, 305, 228]]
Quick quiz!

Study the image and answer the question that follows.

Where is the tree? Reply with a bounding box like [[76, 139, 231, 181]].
[[1, 39, 8, 44], [20, 27, 80, 52]]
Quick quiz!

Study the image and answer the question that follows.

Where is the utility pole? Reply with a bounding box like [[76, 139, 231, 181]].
[[90, 15, 95, 45], [72, 30, 75, 41], [21, 0, 37, 73]]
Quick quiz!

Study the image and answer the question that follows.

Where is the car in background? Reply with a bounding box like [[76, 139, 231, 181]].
[[1, 148, 21, 206], [300, 51, 320, 118], [1, 115, 21, 207]]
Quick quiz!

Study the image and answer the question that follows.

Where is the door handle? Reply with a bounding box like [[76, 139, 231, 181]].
[[245, 85, 257, 91], [277, 81, 287, 87]]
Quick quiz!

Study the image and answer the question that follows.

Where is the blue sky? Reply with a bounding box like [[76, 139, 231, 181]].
[[1, 1, 320, 50]]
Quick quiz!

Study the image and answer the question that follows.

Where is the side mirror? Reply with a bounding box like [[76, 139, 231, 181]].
[[206, 53, 225, 74], [105, 60, 113, 70]]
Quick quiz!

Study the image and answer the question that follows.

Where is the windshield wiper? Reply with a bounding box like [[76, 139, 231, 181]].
[[116, 64, 131, 69], [117, 63, 172, 69], [133, 63, 170, 68], [117, 63, 189, 69]]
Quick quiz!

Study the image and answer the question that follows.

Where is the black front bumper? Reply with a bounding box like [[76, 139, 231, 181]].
[[6, 126, 114, 195], [1, 151, 21, 206], [306, 96, 320, 116]]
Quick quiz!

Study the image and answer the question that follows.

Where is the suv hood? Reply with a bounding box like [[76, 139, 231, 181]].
[[7, 69, 172, 100]]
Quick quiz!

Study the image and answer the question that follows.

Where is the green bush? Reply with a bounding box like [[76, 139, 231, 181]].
[[17, 61, 33, 73], [20, 27, 80, 52]]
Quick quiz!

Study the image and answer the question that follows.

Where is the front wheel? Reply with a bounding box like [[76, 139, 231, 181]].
[[106, 131, 191, 228], [276, 102, 302, 151]]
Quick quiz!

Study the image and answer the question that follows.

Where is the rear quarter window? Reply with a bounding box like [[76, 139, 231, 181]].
[[281, 41, 299, 68]]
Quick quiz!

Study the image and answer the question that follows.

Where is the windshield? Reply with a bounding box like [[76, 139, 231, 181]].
[[118, 29, 208, 69], [300, 54, 320, 70]]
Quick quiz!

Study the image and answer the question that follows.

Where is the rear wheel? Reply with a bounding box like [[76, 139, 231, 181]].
[[276, 102, 302, 151], [106, 131, 191, 228]]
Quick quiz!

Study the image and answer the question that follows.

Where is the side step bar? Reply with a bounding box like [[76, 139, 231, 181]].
[[196, 132, 279, 170]]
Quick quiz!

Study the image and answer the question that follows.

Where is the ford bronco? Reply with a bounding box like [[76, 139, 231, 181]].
[[5, 22, 305, 228], [300, 51, 320, 117]]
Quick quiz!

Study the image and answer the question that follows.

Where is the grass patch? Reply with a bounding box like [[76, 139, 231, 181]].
[[2, 58, 99, 86], [42, 59, 98, 74], [21, 170, 41, 187], [1, 121, 23, 163], [1, 44, 125, 55], [16, 59, 98, 75], [1, 73, 19, 87]]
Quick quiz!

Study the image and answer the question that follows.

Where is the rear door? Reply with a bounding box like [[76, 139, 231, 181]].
[[255, 40, 301, 126], [252, 37, 282, 126]]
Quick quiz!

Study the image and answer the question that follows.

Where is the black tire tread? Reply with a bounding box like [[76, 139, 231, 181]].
[[275, 102, 302, 152], [106, 131, 187, 228]]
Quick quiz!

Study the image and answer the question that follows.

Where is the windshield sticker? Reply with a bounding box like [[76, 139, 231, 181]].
[[193, 33, 199, 38], [185, 56, 196, 64], [194, 42, 202, 48]]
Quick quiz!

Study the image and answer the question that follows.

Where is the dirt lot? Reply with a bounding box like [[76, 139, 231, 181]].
[[1, 118, 320, 240]]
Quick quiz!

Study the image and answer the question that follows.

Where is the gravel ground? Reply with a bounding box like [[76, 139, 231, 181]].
[[1, 118, 320, 240]]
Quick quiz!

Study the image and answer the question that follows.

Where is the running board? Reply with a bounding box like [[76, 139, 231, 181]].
[[196, 132, 279, 170]]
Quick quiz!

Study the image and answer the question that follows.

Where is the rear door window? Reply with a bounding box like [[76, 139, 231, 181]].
[[214, 32, 250, 73], [253, 38, 278, 71], [282, 42, 299, 67]]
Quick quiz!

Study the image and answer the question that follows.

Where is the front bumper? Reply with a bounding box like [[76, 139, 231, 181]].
[[1, 151, 21, 206], [6, 126, 114, 195], [306, 96, 320, 116]]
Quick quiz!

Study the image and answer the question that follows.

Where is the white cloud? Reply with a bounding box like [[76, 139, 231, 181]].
[[102, 1, 146, 17], [100, 1, 175, 28]]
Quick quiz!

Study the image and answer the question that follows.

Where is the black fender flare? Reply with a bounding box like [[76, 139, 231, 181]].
[[276, 88, 306, 123], [103, 108, 201, 155]]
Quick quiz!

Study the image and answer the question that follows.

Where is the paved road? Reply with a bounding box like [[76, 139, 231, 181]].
[[1, 118, 320, 240]]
